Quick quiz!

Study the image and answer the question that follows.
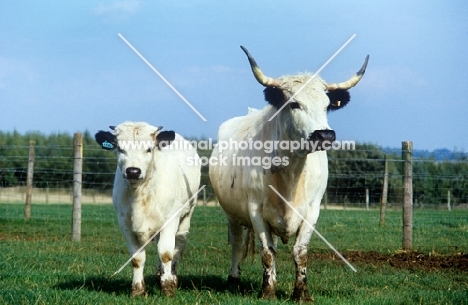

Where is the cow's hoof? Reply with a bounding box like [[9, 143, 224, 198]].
[[292, 286, 314, 303], [161, 279, 177, 297], [131, 282, 146, 297], [260, 285, 276, 300], [155, 270, 162, 288], [227, 275, 240, 286]]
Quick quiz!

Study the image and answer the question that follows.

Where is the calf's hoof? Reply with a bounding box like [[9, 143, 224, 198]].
[[161, 278, 177, 297], [131, 282, 146, 297]]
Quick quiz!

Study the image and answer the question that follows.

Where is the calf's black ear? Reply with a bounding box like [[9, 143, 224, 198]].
[[327, 89, 350, 112], [156, 130, 176, 149], [264, 87, 286, 109], [95, 131, 117, 150]]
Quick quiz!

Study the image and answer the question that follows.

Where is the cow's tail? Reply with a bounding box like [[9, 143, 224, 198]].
[[242, 228, 256, 262]]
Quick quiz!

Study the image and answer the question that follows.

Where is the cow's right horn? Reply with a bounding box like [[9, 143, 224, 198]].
[[241, 46, 281, 87], [326, 55, 369, 90]]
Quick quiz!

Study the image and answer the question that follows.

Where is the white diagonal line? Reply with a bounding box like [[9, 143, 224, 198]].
[[118, 33, 207, 122], [111, 185, 206, 277], [268, 34, 356, 121], [268, 185, 357, 272]]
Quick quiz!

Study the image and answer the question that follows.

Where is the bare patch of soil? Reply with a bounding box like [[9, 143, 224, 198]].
[[309, 250, 468, 272]]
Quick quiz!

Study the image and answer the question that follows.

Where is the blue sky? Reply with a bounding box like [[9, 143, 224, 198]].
[[1, 1, 467, 151]]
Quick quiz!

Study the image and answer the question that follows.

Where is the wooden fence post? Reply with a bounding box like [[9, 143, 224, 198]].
[[323, 190, 328, 210], [447, 189, 451, 211], [402, 141, 413, 251], [71, 133, 83, 242], [380, 155, 388, 226], [365, 188, 369, 210], [203, 188, 207, 206], [24, 140, 36, 221]]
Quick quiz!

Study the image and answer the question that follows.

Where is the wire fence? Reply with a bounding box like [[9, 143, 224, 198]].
[[0, 143, 467, 208], [0, 142, 467, 252], [0, 139, 468, 254]]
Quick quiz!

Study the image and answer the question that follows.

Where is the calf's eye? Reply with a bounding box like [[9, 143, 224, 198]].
[[290, 101, 301, 109], [146, 148, 152, 153]]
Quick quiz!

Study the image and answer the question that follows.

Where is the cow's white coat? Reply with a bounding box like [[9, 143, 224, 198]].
[[209, 75, 333, 300]]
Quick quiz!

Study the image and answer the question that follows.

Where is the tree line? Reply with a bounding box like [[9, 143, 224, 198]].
[[0, 131, 466, 206]]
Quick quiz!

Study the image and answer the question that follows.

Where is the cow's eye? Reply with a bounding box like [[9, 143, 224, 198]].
[[117, 147, 126, 154], [146, 148, 152, 153], [290, 101, 301, 110]]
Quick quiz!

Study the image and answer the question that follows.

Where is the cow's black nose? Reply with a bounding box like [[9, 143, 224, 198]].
[[309, 130, 336, 143], [125, 167, 141, 180], [308, 130, 336, 151]]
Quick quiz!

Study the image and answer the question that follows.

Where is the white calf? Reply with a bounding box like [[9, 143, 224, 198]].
[[95, 121, 201, 297]]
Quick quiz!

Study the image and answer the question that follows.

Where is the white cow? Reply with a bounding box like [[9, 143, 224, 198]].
[[209, 46, 368, 302], [95, 122, 201, 297]]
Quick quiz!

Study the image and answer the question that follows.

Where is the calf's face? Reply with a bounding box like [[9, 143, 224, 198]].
[[95, 122, 175, 182]]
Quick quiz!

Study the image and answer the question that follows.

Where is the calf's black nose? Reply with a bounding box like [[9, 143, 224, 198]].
[[125, 167, 141, 180]]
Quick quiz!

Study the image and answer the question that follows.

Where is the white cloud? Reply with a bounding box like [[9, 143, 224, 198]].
[[172, 64, 246, 88], [0, 57, 37, 90], [353, 65, 429, 106], [185, 65, 243, 75], [92, 0, 141, 21], [364, 66, 427, 91]]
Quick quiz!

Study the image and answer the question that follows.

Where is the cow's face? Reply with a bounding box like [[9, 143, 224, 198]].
[[95, 122, 175, 184], [264, 76, 348, 153], [240, 46, 368, 154]]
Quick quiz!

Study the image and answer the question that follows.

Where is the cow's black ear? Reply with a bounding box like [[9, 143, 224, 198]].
[[264, 87, 285, 109], [95, 131, 117, 150], [156, 130, 176, 149], [327, 89, 350, 112]]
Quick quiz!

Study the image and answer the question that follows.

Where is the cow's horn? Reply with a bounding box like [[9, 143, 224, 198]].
[[326, 55, 369, 90], [240, 46, 281, 87]]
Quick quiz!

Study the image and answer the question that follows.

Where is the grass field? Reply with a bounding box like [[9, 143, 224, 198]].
[[1, 204, 467, 304]]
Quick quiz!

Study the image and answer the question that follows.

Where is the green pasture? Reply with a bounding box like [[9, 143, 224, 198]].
[[0, 204, 467, 304]]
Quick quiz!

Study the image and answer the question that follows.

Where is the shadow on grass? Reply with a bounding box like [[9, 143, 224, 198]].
[[54, 275, 133, 296], [54, 273, 292, 300], [181, 274, 292, 301]]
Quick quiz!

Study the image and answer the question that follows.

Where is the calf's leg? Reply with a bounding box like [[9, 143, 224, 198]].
[[172, 205, 195, 277], [129, 245, 146, 297], [157, 220, 179, 297]]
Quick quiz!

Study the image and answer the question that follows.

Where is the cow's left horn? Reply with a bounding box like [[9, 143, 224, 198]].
[[326, 55, 369, 90], [241, 46, 281, 87]]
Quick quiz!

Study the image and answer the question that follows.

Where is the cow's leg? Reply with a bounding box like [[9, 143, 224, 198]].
[[226, 218, 244, 287], [157, 220, 179, 297], [291, 202, 320, 302], [249, 210, 277, 300], [258, 232, 277, 299], [270, 232, 278, 283]]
